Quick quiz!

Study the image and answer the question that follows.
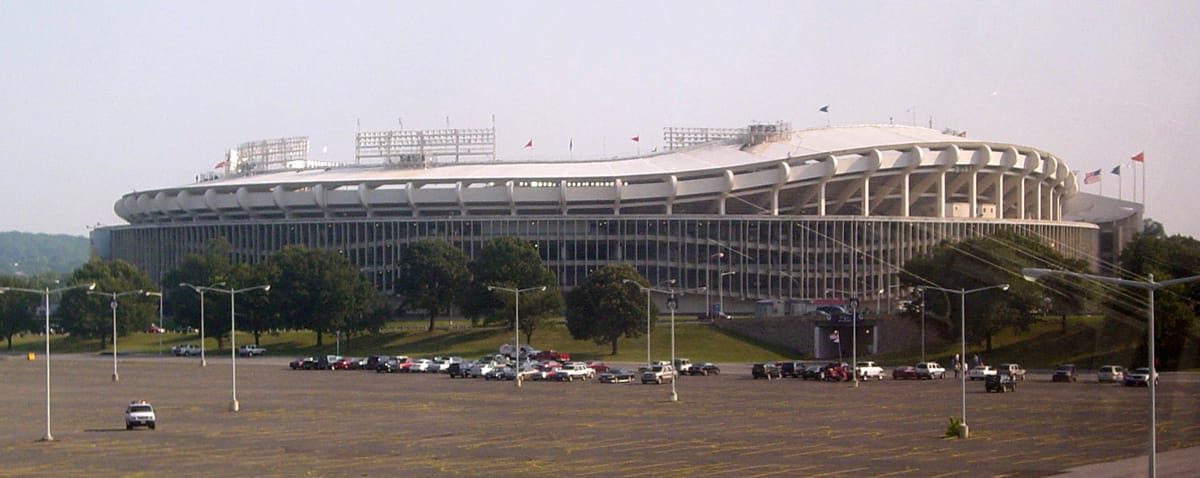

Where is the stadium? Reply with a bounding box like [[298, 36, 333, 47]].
[[94, 122, 1140, 318]]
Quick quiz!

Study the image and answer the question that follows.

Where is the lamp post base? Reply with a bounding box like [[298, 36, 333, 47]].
[[229, 400, 239, 412], [201, 359, 207, 367], [112, 373, 119, 382], [39, 434, 54, 442], [515, 376, 522, 388], [958, 423, 969, 439], [670, 391, 677, 402]]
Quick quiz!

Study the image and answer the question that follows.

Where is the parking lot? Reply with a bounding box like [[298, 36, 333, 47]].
[[2, 354, 1199, 477]]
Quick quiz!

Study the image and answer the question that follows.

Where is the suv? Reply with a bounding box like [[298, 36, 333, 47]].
[[237, 344, 267, 357], [995, 363, 1026, 381], [641, 364, 677, 384], [752, 363, 783, 380], [915, 362, 946, 379], [125, 400, 156, 430], [1097, 365, 1125, 383], [779, 361, 805, 378], [1052, 364, 1078, 382], [172, 344, 200, 356]]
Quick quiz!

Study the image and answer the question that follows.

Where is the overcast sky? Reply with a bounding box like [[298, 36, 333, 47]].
[[2, 1, 1197, 239]]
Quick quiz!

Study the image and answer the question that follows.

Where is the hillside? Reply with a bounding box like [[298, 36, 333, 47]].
[[0, 231, 90, 276]]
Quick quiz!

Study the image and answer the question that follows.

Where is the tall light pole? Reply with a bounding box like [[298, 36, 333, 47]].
[[826, 288, 882, 387], [920, 283, 1009, 439], [1, 281, 96, 441], [180, 282, 225, 367], [203, 284, 270, 412], [1023, 268, 1200, 476], [718, 271, 736, 317], [486, 285, 545, 388], [913, 287, 927, 363], [144, 291, 163, 355], [622, 279, 674, 367], [87, 289, 145, 381]]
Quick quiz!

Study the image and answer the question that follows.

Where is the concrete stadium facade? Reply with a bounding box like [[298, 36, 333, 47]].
[[96, 124, 1112, 316]]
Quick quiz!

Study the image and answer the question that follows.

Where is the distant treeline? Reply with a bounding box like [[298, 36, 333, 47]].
[[0, 231, 90, 276]]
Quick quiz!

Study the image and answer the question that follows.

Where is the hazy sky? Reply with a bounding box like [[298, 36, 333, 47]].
[[2, 1, 1197, 239]]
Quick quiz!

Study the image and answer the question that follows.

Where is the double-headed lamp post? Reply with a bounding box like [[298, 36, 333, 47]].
[[87, 288, 145, 381], [486, 285, 545, 388], [919, 283, 1008, 439], [201, 284, 270, 412], [144, 291, 163, 355], [1, 281, 96, 441], [1023, 268, 1200, 477], [622, 279, 674, 367], [180, 282, 225, 367]]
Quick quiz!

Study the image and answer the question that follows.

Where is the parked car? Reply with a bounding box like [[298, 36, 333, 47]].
[[376, 356, 412, 373], [331, 357, 357, 370], [751, 363, 782, 380], [915, 362, 946, 379], [853, 361, 885, 380], [467, 360, 500, 378], [237, 344, 267, 357], [1097, 365, 1125, 383], [144, 325, 166, 334], [892, 365, 919, 380], [968, 365, 997, 380], [686, 362, 721, 376], [995, 363, 1026, 381], [820, 362, 849, 382], [124, 400, 156, 430], [985, 373, 1016, 393], [800, 363, 826, 381], [172, 344, 201, 356], [362, 355, 389, 371], [409, 358, 433, 373], [1052, 364, 1078, 382], [1123, 367, 1159, 387], [779, 361, 805, 378], [598, 368, 636, 383], [587, 361, 611, 373], [290, 357, 314, 370], [532, 350, 570, 362], [641, 364, 678, 384], [311, 355, 342, 370], [447, 362, 469, 378]]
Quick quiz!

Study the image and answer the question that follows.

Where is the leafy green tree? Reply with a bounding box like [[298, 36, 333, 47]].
[[1117, 232, 1200, 370], [467, 237, 563, 344], [565, 264, 655, 355], [902, 231, 1091, 351], [265, 245, 379, 346], [0, 275, 43, 350], [394, 239, 471, 331], [56, 259, 156, 348], [225, 262, 277, 347], [163, 238, 236, 347]]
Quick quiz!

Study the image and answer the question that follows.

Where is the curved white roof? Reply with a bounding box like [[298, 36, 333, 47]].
[[116, 124, 1079, 224]]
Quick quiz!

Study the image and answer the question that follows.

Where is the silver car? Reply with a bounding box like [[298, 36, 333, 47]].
[[1097, 365, 1125, 383]]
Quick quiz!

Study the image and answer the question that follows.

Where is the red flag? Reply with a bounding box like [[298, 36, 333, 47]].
[[524, 139, 533, 149], [631, 135, 640, 143], [214, 160, 229, 170], [1131, 151, 1144, 162]]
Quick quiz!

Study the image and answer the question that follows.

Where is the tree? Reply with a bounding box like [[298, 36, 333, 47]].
[[265, 245, 379, 346], [0, 275, 42, 350], [902, 231, 1091, 351], [163, 238, 236, 348], [394, 239, 471, 331], [565, 264, 655, 355], [56, 259, 156, 348], [467, 237, 563, 344], [1117, 232, 1200, 370], [225, 262, 278, 347]]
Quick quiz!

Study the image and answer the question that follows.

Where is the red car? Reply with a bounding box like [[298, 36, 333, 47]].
[[331, 357, 357, 370], [893, 365, 919, 380], [532, 350, 570, 362], [587, 361, 610, 373]]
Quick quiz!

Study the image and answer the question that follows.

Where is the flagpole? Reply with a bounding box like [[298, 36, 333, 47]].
[[1142, 159, 1147, 207], [1117, 165, 1123, 200], [1132, 162, 1138, 205]]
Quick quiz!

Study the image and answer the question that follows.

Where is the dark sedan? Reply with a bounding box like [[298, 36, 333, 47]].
[[598, 368, 636, 383], [893, 365, 920, 380], [686, 362, 721, 376]]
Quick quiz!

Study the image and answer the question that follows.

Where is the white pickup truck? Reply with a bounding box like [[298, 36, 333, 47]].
[[125, 400, 156, 430], [555, 362, 596, 382], [854, 361, 885, 380]]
